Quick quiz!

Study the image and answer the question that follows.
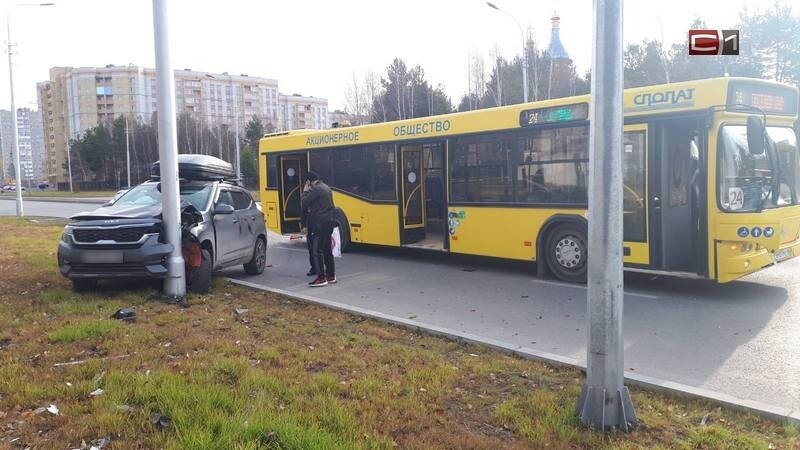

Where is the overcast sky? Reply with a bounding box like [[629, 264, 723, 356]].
[[1, 0, 795, 112]]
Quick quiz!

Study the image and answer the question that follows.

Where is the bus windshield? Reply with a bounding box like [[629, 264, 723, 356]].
[[719, 126, 799, 212]]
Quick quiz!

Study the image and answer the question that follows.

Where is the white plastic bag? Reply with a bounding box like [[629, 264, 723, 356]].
[[331, 227, 342, 258]]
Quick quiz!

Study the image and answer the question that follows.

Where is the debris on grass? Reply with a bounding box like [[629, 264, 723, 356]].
[[33, 404, 59, 416], [150, 413, 171, 430], [0, 338, 10, 349], [53, 354, 132, 367], [89, 388, 104, 397], [88, 436, 111, 450], [111, 307, 136, 322]]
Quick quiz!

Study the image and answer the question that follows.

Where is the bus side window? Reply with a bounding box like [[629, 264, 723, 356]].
[[266, 154, 278, 189]]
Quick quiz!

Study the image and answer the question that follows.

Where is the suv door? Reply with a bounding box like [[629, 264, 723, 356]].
[[231, 189, 259, 259], [213, 189, 241, 266]]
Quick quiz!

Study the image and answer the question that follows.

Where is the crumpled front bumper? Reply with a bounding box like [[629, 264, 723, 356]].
[[57, 235, 174, 280]]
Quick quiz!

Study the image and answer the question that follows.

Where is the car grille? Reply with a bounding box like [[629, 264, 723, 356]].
[[73, 226, 159, 243], [69, 262, 151, 275]]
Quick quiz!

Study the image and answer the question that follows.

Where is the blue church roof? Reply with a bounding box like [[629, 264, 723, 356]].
[[547, 14, 570, 60]]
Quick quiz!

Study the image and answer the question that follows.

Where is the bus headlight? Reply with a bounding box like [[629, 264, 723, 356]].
[[730, 243, 753, 253]]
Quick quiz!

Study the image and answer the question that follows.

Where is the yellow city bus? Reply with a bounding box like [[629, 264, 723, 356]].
[[259, 77, 800, 283]]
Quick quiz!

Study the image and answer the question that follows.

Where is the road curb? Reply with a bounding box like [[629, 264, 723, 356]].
[[227, 277, 799, 425]]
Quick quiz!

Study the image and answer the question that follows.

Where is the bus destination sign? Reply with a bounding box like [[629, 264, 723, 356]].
[[727, 82, 799, 115], [519, 103, 589, 127]]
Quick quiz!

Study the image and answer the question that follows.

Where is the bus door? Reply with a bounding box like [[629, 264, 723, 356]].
[[278, 154, 307, 234], [400, 142, 447, 248], [650, 118, 704, 272], [400, 145, 425, 244]]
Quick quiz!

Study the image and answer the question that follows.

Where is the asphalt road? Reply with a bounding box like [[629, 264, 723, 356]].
[[7, 199, 800, 413], [0, 199, 97, 218], [233, 236, 800, 413]]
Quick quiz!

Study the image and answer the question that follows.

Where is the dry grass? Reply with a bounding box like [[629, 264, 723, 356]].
[[0, 217, 797, 449]]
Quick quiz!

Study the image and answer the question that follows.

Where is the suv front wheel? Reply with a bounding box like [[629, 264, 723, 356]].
[[243, 237, 267, 275]]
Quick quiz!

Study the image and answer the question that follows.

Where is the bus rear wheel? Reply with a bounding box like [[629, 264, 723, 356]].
[[545, 224, 588, 283]]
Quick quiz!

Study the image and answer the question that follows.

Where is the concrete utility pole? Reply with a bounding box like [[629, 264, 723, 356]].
[[152, 0, 186, 299], [7, 3, 54, 214], [575, 0, 637, 431], [65, 137, 73, 192], [232, 75, 241, 181], [486, 2, 528, 103], [125, 117, 131, 188]]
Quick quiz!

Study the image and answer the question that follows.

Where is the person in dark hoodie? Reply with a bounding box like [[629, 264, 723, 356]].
[[300, 205, 315, 277], [301, 171, 337, 286]]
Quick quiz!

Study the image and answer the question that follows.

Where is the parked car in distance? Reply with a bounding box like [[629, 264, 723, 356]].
[[57, 155, 268, 293], [1, 185, 26, 192]]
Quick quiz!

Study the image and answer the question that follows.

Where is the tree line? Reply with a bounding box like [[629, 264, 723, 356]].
[[67, 113, 272, 189], [342, 2, 799, 123]]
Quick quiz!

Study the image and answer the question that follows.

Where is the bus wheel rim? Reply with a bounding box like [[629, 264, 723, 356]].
[[555, 236, 583, 270]]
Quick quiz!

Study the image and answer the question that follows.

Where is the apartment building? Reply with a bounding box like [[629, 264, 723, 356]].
[[278, 94, 328, 131], [38, 65, 326, 187], [0, 108, 44, 183]]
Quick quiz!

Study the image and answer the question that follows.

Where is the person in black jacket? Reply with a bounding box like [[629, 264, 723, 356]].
[[301, 171, 337, 287], [300, 205, 315, 276]]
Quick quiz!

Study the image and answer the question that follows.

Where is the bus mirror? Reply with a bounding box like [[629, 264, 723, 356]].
[[746, 116, 765, 155]]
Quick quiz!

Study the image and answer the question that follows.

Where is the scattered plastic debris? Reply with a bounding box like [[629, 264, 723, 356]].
[[89, 436, 111, 450], [89, 388, 104, 397], [111, 307, 136, 322], [150, 412, 171, 429], [46, 404, 59, 415], [116, 405, 135, 413], [0, 338, 10, 349], [234, 308, 250, 323]]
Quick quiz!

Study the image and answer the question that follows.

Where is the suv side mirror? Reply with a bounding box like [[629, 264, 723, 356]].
[[214, 203, 235, 215], [746, 116, 765, 155]]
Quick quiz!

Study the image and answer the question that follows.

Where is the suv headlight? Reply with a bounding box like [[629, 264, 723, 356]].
[[61, 226, 73, 244]]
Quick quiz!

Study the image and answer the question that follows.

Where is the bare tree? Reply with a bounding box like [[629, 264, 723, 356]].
[[364, 71, 383, 123], [470, 51, 487, 109], [344, 72, 365, 124], [489, 45, 504, 107]]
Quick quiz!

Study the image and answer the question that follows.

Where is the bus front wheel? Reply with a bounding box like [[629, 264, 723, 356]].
[[544, 224, 588, 283]]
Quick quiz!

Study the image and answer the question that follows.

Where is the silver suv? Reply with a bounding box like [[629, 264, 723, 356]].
[[57, 156, 267, 293]]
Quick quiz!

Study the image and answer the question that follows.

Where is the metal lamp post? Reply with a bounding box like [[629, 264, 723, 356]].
[[152, 0, 186, 299], [6, 2, 55, 215], [486, 1, 528, 103], [575, 0, 637, 431]]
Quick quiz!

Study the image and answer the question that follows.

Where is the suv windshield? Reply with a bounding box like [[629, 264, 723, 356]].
[[719, 126, 799, 212], [111, 182, 213, 211]]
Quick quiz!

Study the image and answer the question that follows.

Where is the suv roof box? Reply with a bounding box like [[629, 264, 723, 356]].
[[151, 154, 235, 181]]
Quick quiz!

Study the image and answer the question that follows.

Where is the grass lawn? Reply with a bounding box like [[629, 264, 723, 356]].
[[0, 217, 797, 449]]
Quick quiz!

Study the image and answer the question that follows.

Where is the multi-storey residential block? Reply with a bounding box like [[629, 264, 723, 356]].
[[278, 94, 328, 131], [37, 65, 326, 187], [0, 108, 44, 184]]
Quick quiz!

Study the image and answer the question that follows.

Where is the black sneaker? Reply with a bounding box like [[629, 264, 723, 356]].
[[306, 269, 316, 276], [308, 276, 328, 287]]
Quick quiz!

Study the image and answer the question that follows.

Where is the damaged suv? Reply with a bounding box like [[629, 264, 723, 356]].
[[57, 155, 267, 293]]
